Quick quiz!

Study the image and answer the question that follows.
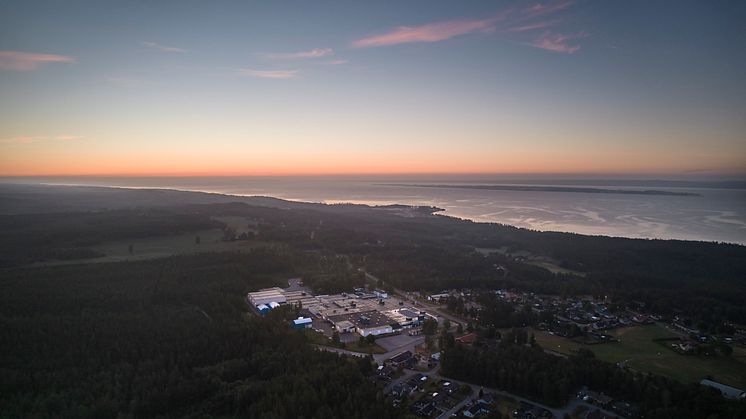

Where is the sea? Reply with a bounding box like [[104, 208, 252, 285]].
[[4, 175, 746, 245]]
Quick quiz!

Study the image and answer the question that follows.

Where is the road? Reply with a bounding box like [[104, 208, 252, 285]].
[[362, 270, 469, 327], [314, 334, 424, 364], [316, 341, 620, 418], [350, 270, 621, 418]]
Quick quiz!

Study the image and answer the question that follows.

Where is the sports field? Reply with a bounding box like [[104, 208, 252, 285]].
[[533, 324, 746, 389]]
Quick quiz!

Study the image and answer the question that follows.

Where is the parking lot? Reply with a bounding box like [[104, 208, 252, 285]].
[[376, 332, 423, 352]]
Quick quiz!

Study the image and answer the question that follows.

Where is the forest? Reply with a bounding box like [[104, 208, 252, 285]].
[[440, 337, 746, 418], [1, 183, 745, 328], [1, 184, 745, 417], [0, 250, 404, 418]]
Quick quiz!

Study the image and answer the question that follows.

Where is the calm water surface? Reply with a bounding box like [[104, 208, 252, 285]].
[[8, 176, 746, 244]]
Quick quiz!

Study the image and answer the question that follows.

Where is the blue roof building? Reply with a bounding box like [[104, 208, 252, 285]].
[[292, 317, 313, 329]]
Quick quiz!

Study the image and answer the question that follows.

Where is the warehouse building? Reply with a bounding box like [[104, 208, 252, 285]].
[[292, 317, 313, 329], [247, 287, 287, 307], [328, 310, 395, 337]]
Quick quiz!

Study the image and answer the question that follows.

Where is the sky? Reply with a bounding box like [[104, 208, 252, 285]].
[[0, 0, 745, 177]]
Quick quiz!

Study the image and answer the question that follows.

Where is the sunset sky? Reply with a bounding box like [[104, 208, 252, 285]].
[[1, 1, 744, 177]]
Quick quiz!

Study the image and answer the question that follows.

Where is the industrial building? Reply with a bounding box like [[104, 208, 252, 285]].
[[328, 310, 395, 337], [292, 317, 313, 329], [247, 283, 434, 338], [247, 287, 287, 307]]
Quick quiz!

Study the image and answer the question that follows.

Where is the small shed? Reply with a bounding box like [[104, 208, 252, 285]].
[[292, 317, 313, 329]]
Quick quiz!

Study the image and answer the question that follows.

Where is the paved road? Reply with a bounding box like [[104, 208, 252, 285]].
[[362, 270, 469, 327], [313, 333, 425, 363], [316, 342, 622, 419], [428, 370, 621, 418], [437, 388, 473, 418]]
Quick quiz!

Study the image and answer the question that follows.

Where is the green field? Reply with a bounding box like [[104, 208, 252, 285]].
[[33, 229, 276, 267], [533, 324, 746, 389], [215, 215, 258, 235], [475, 247, 586, 276]]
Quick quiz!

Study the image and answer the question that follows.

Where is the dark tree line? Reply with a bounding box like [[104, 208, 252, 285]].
[[440, 341, 746, 418], [0, 251, 404, 419]]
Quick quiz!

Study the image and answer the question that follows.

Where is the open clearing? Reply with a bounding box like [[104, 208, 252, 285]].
[[34, 229, 275, 267], [533, 324, 746, 389], [475, 247, 586, 276], [92, 228, 273, 262]]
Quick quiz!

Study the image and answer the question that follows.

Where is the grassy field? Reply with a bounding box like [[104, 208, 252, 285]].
[[533, 324, 746, 389], [475, 247, 586, 276], [215, 215, 257, 235], [525, 260, 585, 276], [92, 228, 275, 262], [32, 215, 271, 266]]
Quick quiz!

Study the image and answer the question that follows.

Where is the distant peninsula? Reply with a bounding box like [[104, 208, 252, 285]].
[[381, 184, 701, 197]]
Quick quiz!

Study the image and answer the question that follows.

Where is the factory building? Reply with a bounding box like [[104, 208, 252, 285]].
[[292, 317, 313, 329], [247, 287, 287, 307], [329, 310, 395, 337]]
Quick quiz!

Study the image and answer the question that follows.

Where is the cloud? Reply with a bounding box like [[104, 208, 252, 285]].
[[524, 0, 574, 18], [327, 59, 349, 65], [530, 31, 587, 53], [0, 50, 75, 71], [503, 20, 558, 33], [263, 48, 333, 60], [0, 135, 84, 144], [351, 0, 587, 53], [238, 68, 299, 79], [142, 41, 187, 53], [352, 15, 506, 48]]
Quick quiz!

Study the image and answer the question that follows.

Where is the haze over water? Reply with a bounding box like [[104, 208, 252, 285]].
[[10, 176, 746, 245]]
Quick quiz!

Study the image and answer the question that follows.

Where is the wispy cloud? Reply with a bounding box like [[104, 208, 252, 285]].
[[503, 20, 558, 33], [0, 51, 75, 71], [530, 31, 587, 54], [351, 0, 586, 53], [263, 48, 333, 60], [0, 135, 84, 144], [524, 0, 574, 18], [142, 41, 187, 53], [238, 68, 299, 79], [352, 16, 505, 48], [327, 59, 349, 65]]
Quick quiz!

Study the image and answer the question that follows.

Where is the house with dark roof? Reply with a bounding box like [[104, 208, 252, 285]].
[[387, 350, 415, 368], [463, 401, 490, 417]]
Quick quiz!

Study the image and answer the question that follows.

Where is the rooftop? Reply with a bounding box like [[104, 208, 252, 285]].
[[328, 309, 395, 329]]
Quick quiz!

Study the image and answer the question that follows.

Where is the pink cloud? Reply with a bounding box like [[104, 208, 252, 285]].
[[530, 31, 588, 54], [238, 68, 299, 79], [352, 15, 508, 48], [264, 48, 333, 60], [0, 51, 75, 71], [524, 0, 574, 18], [503, 20, 558, 33], [351, 2, 587, 53], [142, 41, 187, 53]]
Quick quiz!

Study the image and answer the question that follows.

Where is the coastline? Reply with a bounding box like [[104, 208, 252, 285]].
[[1, 181, 744, 246]]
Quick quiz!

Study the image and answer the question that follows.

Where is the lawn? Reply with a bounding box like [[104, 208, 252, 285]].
[[214, 215, 258, 235], [533, 324, 746, 389], [92, 228, 273, 261]]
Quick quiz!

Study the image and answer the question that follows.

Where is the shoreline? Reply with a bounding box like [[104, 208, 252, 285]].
[[1, 181, 744, 246]]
